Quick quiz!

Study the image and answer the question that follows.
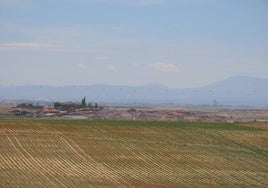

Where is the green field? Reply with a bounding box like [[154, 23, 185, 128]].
[[0, 118, 267, 187]]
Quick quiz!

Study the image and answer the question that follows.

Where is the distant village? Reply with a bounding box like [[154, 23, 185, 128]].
[[9, 97, 104, 118], [6, 97, 267, 123]]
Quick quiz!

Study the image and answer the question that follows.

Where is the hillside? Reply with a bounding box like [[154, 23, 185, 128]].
[[202, 76, 268, 91], [0, 76, 268, 107]]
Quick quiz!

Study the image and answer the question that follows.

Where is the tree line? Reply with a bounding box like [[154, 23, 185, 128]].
[[54, 97, 98, 110]]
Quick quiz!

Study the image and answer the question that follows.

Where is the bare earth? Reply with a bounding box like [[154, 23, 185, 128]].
[[0, 118, 267, 187]]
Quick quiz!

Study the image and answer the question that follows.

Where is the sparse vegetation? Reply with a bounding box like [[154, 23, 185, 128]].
[[53, 97, 97, 111], [17, 103, 43, 109]]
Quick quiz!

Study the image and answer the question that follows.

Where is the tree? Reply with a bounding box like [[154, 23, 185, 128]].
[[81, 97, 86, 108], [95, 103, 98, 109], [17, 103, 27, 108], [54, 102, 61, 109], [88, 102, 92, 108]]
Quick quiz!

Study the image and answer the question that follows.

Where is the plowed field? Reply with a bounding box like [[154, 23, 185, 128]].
[[0, 118, 267, 187]]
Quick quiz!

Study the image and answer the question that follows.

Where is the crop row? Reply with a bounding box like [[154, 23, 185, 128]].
[[0, 121, 267, 187]]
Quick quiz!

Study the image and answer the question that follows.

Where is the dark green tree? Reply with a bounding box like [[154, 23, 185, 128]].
[[95, 103, 98, 109], [81, 97, 87, 108], [54, 102, 61, 109]]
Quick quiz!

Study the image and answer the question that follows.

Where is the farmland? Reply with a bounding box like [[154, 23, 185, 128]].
[[0, 118, 267, 187]]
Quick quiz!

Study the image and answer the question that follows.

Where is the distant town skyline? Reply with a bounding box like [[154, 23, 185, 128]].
[[1, 0, 268, 88]]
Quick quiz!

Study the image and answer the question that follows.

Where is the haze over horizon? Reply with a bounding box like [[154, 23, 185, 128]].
[[1, 0, 268, 88]]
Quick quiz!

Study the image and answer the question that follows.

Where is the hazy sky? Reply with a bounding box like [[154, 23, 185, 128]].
[[0, 0, 268, 88]]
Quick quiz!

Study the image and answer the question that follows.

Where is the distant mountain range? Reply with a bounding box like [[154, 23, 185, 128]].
[[0, 76, 268, 107]]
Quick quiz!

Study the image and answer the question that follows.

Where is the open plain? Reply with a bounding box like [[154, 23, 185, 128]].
[[0, 118, 267, 187]]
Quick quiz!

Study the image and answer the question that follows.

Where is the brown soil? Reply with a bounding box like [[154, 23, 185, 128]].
[[0, 119, 267, 187]]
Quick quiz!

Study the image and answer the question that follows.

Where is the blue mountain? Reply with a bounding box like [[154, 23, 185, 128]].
[[0, 76, 267, 107]]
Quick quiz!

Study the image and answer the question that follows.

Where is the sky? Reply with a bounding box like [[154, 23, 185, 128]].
[[0, 0, 268, 88]]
